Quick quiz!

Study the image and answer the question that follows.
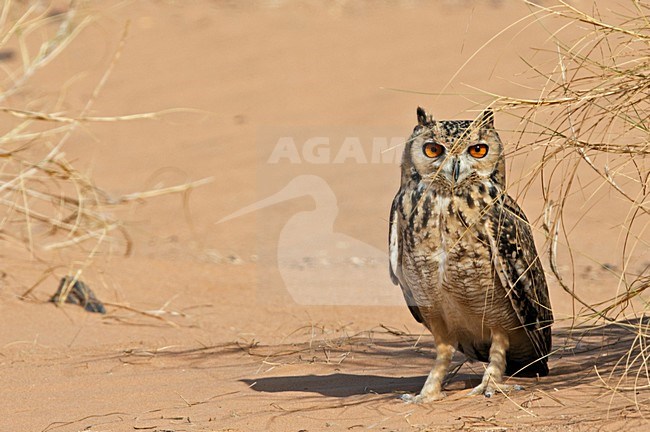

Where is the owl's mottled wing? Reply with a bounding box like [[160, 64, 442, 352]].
[[389, 193, 424, 323], [487, 194, 553, 363]]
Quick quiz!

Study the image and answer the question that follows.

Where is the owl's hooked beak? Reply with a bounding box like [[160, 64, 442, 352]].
[[450, 157, 461, 183]]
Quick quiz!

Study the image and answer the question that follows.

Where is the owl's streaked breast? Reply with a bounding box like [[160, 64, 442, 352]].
[[397, 182, 520, 335]]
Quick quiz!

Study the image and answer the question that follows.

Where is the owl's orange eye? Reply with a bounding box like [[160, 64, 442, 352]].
[[423, 142, 444, 158], [468, 143, 489, 159]]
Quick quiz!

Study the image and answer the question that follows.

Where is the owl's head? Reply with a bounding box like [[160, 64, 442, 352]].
[[403, 107, 505, 189]]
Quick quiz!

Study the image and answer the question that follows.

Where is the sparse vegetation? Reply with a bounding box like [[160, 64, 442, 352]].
[[0, 1, 208, 302], [494, 0, 650, 412]]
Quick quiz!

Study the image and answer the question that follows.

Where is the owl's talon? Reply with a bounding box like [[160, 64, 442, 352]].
[[400, 393, 416, 403], [400, 392, 446, 404], [468, 383, 524, 398], [468, 383, 488, 397]]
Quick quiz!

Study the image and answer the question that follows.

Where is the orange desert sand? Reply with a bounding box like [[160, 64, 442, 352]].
[[1, 1, 648, 431]]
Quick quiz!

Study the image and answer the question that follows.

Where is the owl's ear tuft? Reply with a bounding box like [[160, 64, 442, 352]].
[[417, 107, 433, 126], [479, 108, 494, 128]]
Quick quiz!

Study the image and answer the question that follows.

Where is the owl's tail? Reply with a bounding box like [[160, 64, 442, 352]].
[[505, 357, 549, 377]]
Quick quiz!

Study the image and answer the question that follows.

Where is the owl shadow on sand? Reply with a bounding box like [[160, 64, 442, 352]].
[[240, 318, 645, 399]]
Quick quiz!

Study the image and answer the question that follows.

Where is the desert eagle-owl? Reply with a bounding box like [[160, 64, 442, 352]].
[[389, 108, 553, 402]]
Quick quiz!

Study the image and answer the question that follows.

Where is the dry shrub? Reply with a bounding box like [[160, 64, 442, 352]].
[[499, 1, 650, 316], [491, 1, 649, 405], [0, 2, 208, 300]]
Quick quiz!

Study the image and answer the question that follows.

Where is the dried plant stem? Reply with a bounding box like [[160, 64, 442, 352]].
[[0, 2, 209, 299]]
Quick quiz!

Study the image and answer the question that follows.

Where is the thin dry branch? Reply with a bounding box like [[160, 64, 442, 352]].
[[493, 0, 650, 402], [0, 2, 209, 297]]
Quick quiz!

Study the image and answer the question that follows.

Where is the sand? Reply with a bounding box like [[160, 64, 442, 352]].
[[1, 1, 648, 431]]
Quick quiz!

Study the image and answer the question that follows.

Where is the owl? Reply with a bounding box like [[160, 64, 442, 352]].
[[389, 107, 553, 402]]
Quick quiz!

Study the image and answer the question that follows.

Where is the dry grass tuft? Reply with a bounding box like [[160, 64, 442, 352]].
[[0, 2, 209, 302], [494, 2, 649, 318], [487, 0, 650, 410]]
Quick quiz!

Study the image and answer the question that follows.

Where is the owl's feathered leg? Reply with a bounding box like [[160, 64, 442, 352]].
[[402, 325, 455, 403], [468, 327, 523, 397]]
